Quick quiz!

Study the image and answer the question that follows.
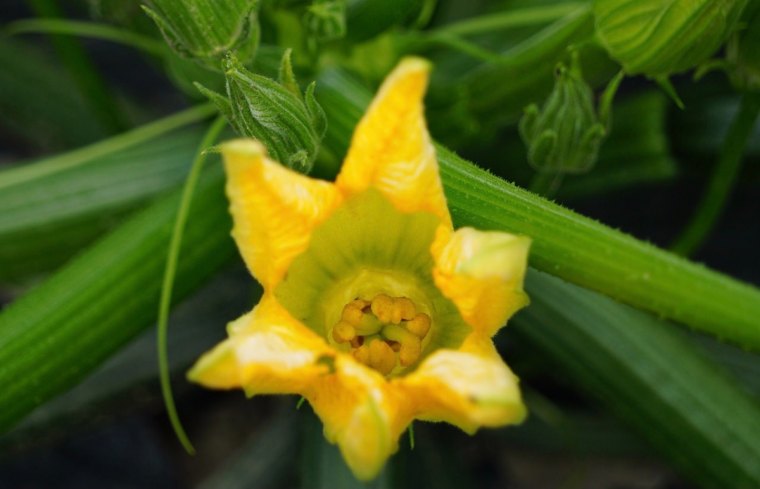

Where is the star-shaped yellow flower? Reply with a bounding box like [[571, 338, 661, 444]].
[[189, 57, 531, 480]]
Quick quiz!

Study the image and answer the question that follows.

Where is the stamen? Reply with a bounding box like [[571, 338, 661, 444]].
[[371, 294, 394, 323], [332, 293, 433, 375], [405, 313, 431, 338], [393, 297, 416, 323], [332, 321, 356, 343], [382, 324, 422, 366], [369, 339, 396, 376]]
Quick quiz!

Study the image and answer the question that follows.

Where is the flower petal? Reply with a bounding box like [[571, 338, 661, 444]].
[[433, 227, 530, 336], [221, 139, 343, 289], [336, 57, 451, 226], [399, 337, 526, 434], [305, 356, 410, 480], [188, 295, 333, 394]]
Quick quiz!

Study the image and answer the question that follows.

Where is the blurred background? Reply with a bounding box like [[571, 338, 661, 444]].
[[1, 1, 759, 488]]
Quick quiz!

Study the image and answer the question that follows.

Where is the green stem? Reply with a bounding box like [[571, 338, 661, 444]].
[[0, 103, 216, 190], [157, 116, 227, 454], [432, 2, 587, 37], [670, 92, 760, 256], [25, 0, 128, 133], [5, 19, 167, 56]]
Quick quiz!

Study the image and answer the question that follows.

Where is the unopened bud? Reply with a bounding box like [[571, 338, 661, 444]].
[[595, 0, 747, 78], [304, 0, 347, 42], [142, 0, 260, 66], [196, 51, 327, 173], [519, 54, 621, 174]]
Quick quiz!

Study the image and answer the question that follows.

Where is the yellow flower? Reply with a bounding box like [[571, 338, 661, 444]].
[[188, 57, 531, 480]]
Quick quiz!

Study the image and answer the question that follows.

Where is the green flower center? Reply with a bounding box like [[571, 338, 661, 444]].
[[274, 189, 470, 376]]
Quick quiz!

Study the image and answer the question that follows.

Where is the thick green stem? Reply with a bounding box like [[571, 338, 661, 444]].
[[157, 117, 228, 454], [670, 92, 760, 256], [26, 0, 129, 133]]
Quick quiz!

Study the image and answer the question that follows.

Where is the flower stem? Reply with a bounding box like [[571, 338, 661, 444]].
[[432, 3, 587, 37], [670, 92, 760, 256], [157, 116, 228, 454], [5, 18, 167, 56]]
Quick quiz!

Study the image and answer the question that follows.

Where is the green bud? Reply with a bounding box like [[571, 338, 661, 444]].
[[304, 0, 347, 42], [594, 0, 748, 77], [197, 51, 327, 174], [519, 55, 621, 175], [727, 1, 760, 91], [142, 0, 260, 66]]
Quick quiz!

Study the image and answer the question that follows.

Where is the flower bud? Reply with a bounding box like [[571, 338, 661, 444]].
[[142, 0, 260, 66], [304, 0, 347, 42], [594, 0, 748, 77], [519, 55, 619, 174], [196, 51, 327, 174]]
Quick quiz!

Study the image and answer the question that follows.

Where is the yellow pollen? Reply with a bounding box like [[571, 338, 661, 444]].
[[332, 321, 356, 343], [331, 293, 433, 375], [368, 339, 396, 375], [341, 303, 364, 325], [405, 313, 431, 338], [370, 294, 394, 323]]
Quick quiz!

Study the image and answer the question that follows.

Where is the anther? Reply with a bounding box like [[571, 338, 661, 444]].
[[405, 313, 431, 338], [371, 294, 394, 323], [393, 297, 416, 323], [341, 303, 364, 325], [332, 321, 356, 343], [369, 339, 396, 376]]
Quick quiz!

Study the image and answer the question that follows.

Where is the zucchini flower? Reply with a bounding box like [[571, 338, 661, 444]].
[[594, 0, 748, 77], [189, 58, 530, 480]]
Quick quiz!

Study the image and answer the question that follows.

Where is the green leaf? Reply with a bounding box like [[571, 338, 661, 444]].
[[0, 165, 235, 433], [514, 269, 760, 488], [0, 105, 216, 283], [0, 39, 107, 149]]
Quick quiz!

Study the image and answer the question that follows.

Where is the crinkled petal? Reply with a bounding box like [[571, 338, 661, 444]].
[[336, 57, 451, 226], [399, 337, 526, 434], [221, 139, 343, 289], [188, 295, 333, 394], [305, 356, 411, 481], [433, 227, 530, 336]]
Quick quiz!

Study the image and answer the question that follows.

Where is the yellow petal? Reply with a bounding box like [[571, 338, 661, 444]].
[[221, 139, 343, 290], [305, 356, 411, 481], [336, 57, 451, 226], [399, 337, 526, 434], [188, 295, 333, 394], [433, 227, 530, 336]]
